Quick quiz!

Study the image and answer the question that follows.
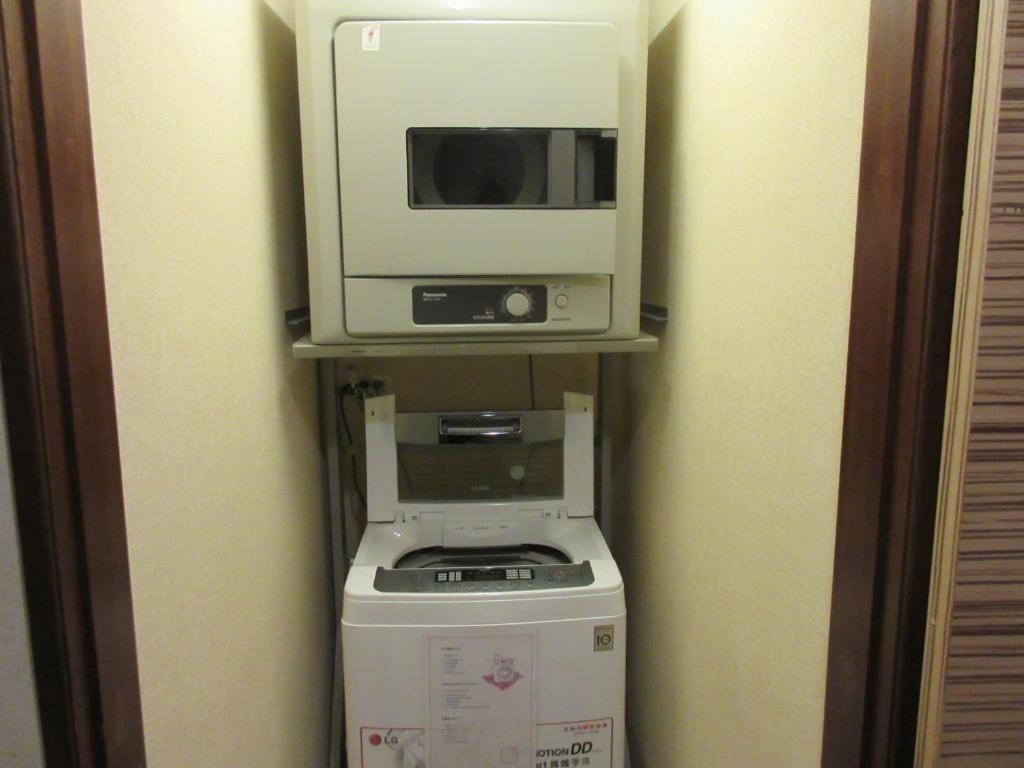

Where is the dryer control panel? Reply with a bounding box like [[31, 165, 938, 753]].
[[373, 562, 595, 593]]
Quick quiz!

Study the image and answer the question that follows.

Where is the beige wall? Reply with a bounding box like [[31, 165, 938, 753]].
[[610, 1, 869, 765], [82, 1, 329, 765]]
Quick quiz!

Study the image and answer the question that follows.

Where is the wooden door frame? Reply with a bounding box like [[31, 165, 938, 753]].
[[0, 0, 146, 766], [822, 1, 981, 765]]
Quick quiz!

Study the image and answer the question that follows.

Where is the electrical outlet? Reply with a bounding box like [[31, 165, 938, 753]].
[[342, 364, 362, 389], [340, 365, 391, 398]]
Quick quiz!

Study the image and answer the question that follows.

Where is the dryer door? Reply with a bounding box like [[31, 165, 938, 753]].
[[333, 20, 619, 278]]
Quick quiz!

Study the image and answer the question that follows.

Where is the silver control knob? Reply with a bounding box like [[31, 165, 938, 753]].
[[504, 291, 532, 317]]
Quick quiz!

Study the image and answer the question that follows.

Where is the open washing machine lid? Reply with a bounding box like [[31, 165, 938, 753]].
[[364, 392, 595, 523]]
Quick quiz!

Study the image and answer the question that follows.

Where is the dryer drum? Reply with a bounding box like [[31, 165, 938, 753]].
[[407, 128, 616, 209], [410, 129, 548, 207]]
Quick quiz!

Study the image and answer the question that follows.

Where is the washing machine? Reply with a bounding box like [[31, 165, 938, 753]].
[[343, 392, 626, 768]]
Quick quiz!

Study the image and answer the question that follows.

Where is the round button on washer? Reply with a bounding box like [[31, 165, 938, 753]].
[[555, 293, 570, 309]]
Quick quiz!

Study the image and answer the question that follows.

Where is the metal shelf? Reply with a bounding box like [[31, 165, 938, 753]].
[[292, 331, 659, 358]]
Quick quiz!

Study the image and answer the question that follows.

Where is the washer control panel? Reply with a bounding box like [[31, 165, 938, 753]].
[[436, 567, 535, 583], [373, 562, 595, 593]]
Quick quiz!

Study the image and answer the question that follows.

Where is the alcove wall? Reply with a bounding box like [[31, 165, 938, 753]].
[[608, 1, 870, 764]]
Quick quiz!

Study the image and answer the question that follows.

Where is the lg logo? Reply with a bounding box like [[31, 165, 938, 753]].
[[593, 625, 614, 652]]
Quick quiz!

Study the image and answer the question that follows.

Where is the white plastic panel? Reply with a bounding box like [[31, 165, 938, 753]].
[[333, 21, 618, 277], [364, 395, 399, 522], [562, 392, 595, 518]]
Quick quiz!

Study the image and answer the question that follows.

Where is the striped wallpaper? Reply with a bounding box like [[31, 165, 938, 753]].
[[937, 3, 1024, 762]]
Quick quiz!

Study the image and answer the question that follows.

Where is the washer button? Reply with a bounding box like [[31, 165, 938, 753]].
[[555, 294, 570, 309]]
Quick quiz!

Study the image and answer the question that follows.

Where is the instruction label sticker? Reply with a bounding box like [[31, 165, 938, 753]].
[[426, 635, 536, 767], [361, 24, 380, 51], [358, 719, 614, 768]]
